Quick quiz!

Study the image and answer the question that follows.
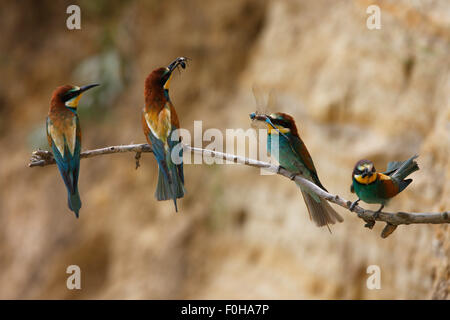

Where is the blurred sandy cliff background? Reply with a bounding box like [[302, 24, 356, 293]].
[[0, 0, 448, 299]]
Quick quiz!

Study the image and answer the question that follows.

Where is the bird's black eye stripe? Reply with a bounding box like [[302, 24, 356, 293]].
[[62, 91, 78, 102], [162, 71, 172, 83], [270, 118, 290, 128]]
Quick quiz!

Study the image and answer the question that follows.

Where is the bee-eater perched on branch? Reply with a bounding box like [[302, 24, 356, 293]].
[[350, 155, 419, 217], [47, 83, 99, 218], [250, 112, 343, 229], [142, 57, 187, 212]]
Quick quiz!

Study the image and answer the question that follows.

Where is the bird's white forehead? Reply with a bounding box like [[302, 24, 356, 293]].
[[269, 113, 281, 119], [357, 163, 373, 171]]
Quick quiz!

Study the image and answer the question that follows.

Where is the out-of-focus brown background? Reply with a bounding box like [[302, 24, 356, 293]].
[[0, 0, 448, 299]]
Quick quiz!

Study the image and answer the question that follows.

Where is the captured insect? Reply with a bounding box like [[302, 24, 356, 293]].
[[177, 56, 189, 71], [179, 58, 187, 69], [249, 86, 290, 139], [250, 86, 278, 129], [167, 56, 190, 75]]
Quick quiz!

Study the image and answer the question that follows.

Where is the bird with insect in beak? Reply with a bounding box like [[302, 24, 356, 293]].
[[350, 155, 419, 217], [142, 57, 187, 212], [46, 83, 100, 218], [250, 112, 343, 230]]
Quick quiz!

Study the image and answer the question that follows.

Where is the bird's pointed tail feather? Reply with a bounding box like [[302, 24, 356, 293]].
[[155, 166, 185, 212], [68, 190, 81, 218], [391, 155, 419, 184], [301, 191, 343, 228]]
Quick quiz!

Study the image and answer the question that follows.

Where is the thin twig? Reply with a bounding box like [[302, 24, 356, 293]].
[[28, 143, 449, 237]]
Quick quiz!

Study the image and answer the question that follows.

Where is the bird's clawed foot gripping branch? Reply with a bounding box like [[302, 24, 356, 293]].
[[32, 57, 448, 237], [28, 144, 449, 238]]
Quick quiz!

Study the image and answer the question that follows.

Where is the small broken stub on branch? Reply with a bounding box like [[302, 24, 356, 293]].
[[135, 151, 142, 170], [381, 223, 398, 238]]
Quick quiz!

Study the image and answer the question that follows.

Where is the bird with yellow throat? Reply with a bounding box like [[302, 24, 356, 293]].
[[350, 155, 419, 217], [142, 57, 187, 212], [250, 112, 344, 230], [47, 83, 99, 217]]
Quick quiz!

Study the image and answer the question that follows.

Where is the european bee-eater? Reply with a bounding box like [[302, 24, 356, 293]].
[[250, 112, 343, 229], [142, 57, 187, 211], [46, 83, 99, 218], [350, 155, 419, 216]]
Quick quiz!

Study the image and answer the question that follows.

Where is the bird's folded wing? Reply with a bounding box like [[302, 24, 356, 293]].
[[288, 135, 327, 191], [377, 173, 399, 197], [47, 117, 77, 157]]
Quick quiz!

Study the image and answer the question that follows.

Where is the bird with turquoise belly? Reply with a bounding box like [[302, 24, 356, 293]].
[[350, 155, 419, 218], [250, 112, 343, 230]]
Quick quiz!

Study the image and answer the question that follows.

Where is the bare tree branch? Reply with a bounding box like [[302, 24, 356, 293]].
[[28, 143, 449, 237], [28, 144, 152, 167]]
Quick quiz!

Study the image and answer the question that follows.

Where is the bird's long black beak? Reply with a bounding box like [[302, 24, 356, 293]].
[[62, 84, 100, 102], [250, 113, 289, 139], [79, 83, 100, 94], [249, 112, 268, 121], [167, 57, 187, 73]]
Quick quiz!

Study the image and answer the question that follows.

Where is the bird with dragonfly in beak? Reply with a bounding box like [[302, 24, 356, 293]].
[[250, 111, 343, 230]]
